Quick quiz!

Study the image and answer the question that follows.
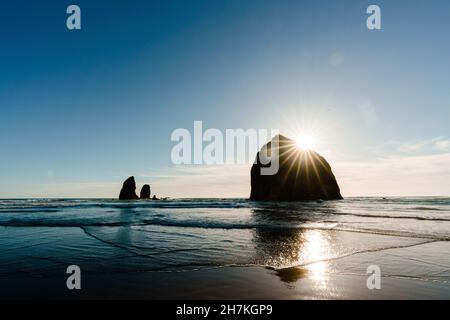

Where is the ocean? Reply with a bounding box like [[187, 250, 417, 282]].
[[1, 197, 450, 299]]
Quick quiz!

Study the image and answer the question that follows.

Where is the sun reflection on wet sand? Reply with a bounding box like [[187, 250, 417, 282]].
[[307, 261, 328, 282], [251, 208, 342, 295], [301, 230, 330, 289], [267, 229, 334, 292]]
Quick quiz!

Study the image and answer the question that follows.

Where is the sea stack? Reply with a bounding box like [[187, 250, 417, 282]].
[[119, 176, 139, 200], [250, 135, 343, 201], [140, 184, 151, 199]]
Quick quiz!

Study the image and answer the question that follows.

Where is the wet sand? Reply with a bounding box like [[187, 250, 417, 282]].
[[2, 241, 449, 299]]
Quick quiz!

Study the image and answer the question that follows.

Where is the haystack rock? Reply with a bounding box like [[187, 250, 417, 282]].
[[140, 184, 151, 199], [250, 135, 343, 201], [119, 176, 139, 200]]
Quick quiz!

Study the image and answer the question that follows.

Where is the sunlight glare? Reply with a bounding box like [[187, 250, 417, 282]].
[[295, 134, 315, 150]]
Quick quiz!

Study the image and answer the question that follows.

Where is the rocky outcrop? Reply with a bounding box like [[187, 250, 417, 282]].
[[140, 184, 151, 199], [250, 135, 343, 201], [119, 176, 139, 200]]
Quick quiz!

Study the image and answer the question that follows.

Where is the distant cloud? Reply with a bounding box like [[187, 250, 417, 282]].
[[324, 136, 450, 196], [435, 139, 450, 151], [366, 136, 450, 156], [397, 136, 450, 153], [334, 152, 450, 196]]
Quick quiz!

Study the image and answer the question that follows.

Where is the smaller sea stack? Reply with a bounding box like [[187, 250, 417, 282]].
[[140, 184, 151, 199], [119, 176, 139, 200]]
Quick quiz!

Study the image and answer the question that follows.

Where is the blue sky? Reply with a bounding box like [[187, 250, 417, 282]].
[[1, 0, 450, 198]]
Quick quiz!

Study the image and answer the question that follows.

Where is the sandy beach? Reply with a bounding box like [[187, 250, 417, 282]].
[[3, 243, 450, 299]]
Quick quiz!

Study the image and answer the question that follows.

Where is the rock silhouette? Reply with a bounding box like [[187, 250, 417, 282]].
[[119, 176, 139, 200], [140, 184, 151, 199], [250, 135, 343, 201]]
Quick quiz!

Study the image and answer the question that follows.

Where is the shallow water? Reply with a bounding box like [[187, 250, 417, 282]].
[[0, 197, 449, 283]]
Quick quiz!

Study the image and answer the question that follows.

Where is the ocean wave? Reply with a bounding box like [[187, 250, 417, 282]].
[[1, 198, 450, 243], [0, 199, 249, 211], [2, 217, 449, 242], [0, 209, 60, 213], [0, 219, 128, 227], [329, 212, 450, 222], [411, 207, 443, 211]]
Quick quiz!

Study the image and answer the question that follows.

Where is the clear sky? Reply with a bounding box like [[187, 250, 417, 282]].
[[1, 0, 450, 198]]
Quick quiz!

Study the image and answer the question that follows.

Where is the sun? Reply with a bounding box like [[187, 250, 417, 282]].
[[295, 134, 315, 150]]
